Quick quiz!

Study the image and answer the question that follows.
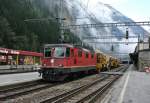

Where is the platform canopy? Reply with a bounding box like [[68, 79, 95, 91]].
[[0, 48, 43, 57]]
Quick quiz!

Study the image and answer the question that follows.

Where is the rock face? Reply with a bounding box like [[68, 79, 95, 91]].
[[37, 0, 148, 58]]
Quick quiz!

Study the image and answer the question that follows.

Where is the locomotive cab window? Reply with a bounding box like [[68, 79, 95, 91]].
[[71, 49, 74, 57], [78, 50, 82, 57], [66, 48, 70, 57], [44, 48, 51, 57], [91, 53, 94, 59], [85, 52, 89, 58]]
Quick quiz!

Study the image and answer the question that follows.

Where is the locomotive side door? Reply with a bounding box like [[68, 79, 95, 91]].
[[70, 48, 76, 66]]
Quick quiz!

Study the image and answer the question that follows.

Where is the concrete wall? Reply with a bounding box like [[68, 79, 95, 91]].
[[0, 65, 41, 70], [139, 43, 149, 50], [138, 50, 150, 71]]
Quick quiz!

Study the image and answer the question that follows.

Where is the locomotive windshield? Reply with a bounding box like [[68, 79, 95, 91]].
[[53, 47, 65, 57]]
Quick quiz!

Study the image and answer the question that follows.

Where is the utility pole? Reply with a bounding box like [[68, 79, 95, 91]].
[[138, 34, 140, 52], [24, 0, 66, 44], [149, 37, 150, 48], [59, 0, 64, 43]]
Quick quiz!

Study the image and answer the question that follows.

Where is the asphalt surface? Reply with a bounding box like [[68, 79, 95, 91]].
[[0, 72, 41, 86]]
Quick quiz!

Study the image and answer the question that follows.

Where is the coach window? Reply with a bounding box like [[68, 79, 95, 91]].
[[66, 48, 70, 57], [78, 50, 82, 57], [85, 52, 89, 58]]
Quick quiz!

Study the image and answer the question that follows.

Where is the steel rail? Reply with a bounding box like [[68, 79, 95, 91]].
[[0, 79, 43, 93], [40, 66, 127, 103], [76, 76, 120, 103], [40, 75, 109, 103], [61, 21, 150, 29], [0, 83, 57, 101], [41, 65, 128, 103]]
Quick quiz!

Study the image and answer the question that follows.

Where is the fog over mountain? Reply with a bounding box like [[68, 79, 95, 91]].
[[33, 0, 149, 58]]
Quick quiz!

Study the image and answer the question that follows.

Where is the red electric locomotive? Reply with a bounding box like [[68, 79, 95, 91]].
[[39, 44, 97, 81]]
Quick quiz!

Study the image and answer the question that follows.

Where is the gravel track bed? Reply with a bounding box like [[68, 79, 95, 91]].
[[4, 74, 102, 103], [2, 65, 127, 103], [65, 77, 114, 103]]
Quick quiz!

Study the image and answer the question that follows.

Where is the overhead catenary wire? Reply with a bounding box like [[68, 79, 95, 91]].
[[86, 0, 90, 9], [24, 1, 150, 59], [76, 0, 99, 23], [63, 0, 89, 21]]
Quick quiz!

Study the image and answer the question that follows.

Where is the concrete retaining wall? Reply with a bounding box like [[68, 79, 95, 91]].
[[0, 65, 41, 70], [138, 50, 150, 71]]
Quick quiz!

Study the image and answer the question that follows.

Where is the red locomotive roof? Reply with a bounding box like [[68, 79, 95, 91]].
[[44, 44, 94, 53], [44, 44, 74, 48], [0, 47, 43, 57]]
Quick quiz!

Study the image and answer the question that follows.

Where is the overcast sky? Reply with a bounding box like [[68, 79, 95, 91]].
[[94, 0, 150, 21]]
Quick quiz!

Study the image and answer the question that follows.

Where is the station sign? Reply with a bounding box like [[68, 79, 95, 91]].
[[0, 49, 9, 54], [0, 47, 42, 56], [10, 50, 20, 55], [0, 55, 6, 62], [0, 48, 20, 55]]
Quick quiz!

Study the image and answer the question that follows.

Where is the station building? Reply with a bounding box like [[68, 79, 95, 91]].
[[0, 48, 43, 68]]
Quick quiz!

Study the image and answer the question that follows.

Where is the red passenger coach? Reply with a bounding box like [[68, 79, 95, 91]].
[[40, 44, 97, 81]]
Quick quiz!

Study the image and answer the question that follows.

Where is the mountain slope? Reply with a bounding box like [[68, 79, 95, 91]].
[[65, 0, 148, 54], [39, 0, 148, 56], [0, 0, 148, 56], [0, 0, 83, 51]]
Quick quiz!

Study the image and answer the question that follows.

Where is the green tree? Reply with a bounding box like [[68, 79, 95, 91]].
[[0, 0, 92, 52], [0, 16, 16, 48]]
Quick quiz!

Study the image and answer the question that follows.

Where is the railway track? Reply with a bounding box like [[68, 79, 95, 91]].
[[0, 65, 128, 102], [110, 64, 129, 72], [0, 79, 43, 92], [40, 75, 120, 103], [0, 79, 57, 101], [40, 65, 128, 103], [74, 76, 119, 103]]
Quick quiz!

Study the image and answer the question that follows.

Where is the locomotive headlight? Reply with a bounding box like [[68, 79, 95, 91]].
[[51, 59, 54, 63], [59, 64, 64, 67], [43, 64, 46, 66]]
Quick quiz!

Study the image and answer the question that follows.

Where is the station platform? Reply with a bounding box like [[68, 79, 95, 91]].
[[102, 65, 150, 103], [0, 65, 41, 70], [0, 65, 41, 74], [0, 72, 41, 86], [100, 72, 123, 75]]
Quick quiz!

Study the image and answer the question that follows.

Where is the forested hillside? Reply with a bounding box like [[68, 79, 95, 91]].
[[0, 0, 81, 51]]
